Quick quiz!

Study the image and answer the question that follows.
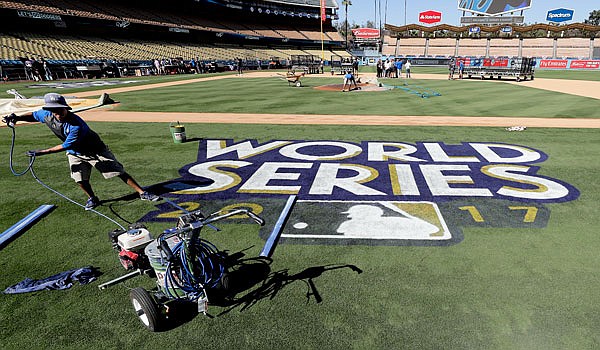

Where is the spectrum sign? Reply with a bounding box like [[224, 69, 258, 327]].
[[419, 10, 442, 24], [546, 8, 574, 23]]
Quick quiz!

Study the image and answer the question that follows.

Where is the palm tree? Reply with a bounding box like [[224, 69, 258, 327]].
[[342, 0, 352, 48]]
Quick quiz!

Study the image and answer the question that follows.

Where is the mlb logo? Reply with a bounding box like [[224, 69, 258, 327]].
[[281, 200, 456, 246]]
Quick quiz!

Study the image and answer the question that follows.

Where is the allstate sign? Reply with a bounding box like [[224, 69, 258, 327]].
[[546, 8, 574, 23]]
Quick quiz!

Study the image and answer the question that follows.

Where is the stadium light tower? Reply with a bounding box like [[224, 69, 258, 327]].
[[342, 0, 352, 48]]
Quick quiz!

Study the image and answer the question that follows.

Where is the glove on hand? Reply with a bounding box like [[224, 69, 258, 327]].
[[3, 113, 17, 127]]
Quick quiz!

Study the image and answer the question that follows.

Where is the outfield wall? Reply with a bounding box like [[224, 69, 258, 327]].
[[535, 59, 600, 70]]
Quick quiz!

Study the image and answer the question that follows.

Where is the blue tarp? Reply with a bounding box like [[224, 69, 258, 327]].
[[3, 266, 101, 294]]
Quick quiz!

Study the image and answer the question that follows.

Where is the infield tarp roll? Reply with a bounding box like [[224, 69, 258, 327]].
[[0, 93, 112, 116]]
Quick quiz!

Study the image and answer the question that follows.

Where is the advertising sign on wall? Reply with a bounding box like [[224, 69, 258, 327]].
[[483, 58, 509, 67], [569, 60, 600, 69], [539, 60, 568, 69], [546, 8, 574, 23], [461, 16, 523, 24], [458, 0, 532, 16], [468, 26, 481, 34], [419, 10, 442, 24], [351, 28, 381, 40], [537, 59, 600, 70]]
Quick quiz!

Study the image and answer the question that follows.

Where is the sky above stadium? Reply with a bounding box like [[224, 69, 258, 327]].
[[344, 0, 598, 27]]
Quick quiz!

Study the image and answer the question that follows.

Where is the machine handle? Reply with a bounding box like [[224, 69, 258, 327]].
[[246, 211, 265, 226], [159, 239, 175, 262]]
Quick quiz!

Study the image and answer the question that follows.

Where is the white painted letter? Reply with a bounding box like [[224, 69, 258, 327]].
[[279, 141, 362, 161], [206, 140, 290, 159], [420, 164, 493, 196], [180, 161, 251, 194], [470, 143, 542, 163], [482, 165, 570, 200], [310, 163, 386, 196], [424, 143, 479, 163], [368, 142, 425, 162], [389, 164, 420, 195], [238, 162, 312, 194]]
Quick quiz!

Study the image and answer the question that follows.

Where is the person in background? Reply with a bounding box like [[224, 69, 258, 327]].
[[394, 58, 403, 79], [341, 71, 358, 92], [42, 58, 53, 81], [405, 59, 412, 78], [236, 57, 243, 75], [376, 59, 383, 78], [448, 58, 456, 80], [352, 57, 359, 75], [384, 59, 392, 78]]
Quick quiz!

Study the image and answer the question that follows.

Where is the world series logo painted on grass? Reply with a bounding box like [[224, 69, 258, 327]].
[[142, 139, 579, 246]]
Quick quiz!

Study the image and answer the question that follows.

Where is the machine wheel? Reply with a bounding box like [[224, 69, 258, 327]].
[[130, 287, 162, 332], [218, 271, 230, 291], [295, 81, 302, 87]]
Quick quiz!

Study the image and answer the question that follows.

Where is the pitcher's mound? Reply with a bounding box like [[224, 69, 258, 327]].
[[314, 83, 389, 92]]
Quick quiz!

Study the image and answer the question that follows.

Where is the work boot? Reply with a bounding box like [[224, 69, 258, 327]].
[[140, 191, 161, 202], [85, 196, 100, 211]]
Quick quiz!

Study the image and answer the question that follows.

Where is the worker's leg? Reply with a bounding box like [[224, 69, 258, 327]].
[[118, 173, 144, 195]]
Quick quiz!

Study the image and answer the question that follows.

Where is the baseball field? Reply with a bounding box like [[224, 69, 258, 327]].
[[1, 68, 599, 349]]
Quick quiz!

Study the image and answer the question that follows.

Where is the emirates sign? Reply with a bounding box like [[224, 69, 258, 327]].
[[419, 10, 442, 24], [351, 28, 381, 39]]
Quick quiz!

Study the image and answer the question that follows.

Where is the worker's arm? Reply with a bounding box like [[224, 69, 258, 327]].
[[28, 122, 82, 157], [4, 111, 38, 124], [26, 144, 65, 157]]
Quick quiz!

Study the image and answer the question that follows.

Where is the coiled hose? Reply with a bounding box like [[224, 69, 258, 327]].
[[163, 237, 225, 300]]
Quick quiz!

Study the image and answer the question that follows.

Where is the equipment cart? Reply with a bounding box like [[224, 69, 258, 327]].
[[461, 57, 535, 82]]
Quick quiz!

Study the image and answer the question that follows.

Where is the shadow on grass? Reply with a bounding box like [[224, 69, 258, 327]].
[[157, 249, 362, 331], [99, 179, 212, 224]]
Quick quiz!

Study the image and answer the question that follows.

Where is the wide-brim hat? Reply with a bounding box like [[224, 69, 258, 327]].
[[42, 93, 72, 110]]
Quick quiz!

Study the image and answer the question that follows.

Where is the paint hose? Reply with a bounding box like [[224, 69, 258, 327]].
[[4, 120, 126, 230]]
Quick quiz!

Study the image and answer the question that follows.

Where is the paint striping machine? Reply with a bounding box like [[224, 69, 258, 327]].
[[99, 208, 266, 331], [98, 195, 296, 331]]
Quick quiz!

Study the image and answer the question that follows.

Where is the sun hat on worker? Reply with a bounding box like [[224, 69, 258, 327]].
[[42, 93, 71, 110]]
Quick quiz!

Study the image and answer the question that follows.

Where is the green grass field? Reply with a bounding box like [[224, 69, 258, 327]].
[[112, 76, 599, 118], [1, 70, 599, 349]]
